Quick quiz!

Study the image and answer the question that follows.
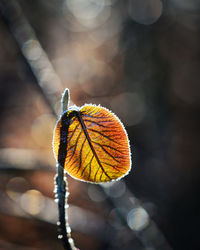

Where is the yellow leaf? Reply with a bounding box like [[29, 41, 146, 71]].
[[53, 104, 131, 183]]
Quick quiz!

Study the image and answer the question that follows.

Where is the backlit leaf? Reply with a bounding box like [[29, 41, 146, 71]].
[[53, 104, 131, 183]]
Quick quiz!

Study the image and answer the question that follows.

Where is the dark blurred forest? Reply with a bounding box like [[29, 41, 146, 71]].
[[0, 0, 200, 250]]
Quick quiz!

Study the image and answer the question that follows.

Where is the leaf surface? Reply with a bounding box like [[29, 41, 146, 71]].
[[53, 105, 131, 183]]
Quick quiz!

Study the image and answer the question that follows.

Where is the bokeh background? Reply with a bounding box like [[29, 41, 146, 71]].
[[0, 0, 200, 249]]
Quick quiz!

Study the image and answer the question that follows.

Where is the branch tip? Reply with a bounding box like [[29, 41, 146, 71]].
[[61, 88, 70, 112]]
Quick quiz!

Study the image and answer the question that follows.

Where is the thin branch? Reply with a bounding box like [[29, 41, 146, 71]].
[[55, 89, 77, 250], [0, 0, 62, 117]]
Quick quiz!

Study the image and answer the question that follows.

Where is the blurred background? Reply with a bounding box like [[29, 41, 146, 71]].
[[0, 0, 200, 249]]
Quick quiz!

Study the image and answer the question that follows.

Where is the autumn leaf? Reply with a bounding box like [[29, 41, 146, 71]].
[[53, 104, 131, 183]]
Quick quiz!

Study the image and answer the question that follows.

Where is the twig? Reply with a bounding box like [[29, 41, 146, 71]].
[[55, 89, 76, 250]]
